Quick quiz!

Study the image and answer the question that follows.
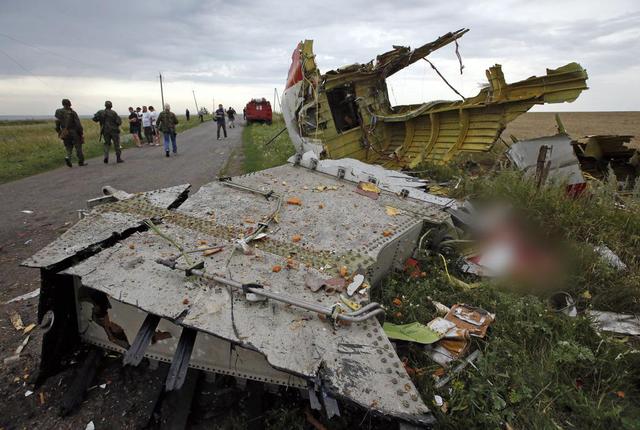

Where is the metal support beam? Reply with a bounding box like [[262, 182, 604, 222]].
[[422, 112, 440, 163], [165, 328, 197, 391], [123, 313, 161, 367]]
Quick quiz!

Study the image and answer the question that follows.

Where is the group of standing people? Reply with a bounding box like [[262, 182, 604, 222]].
[[214, 105, 236, 140], [55, 99, 181, 166], [55, 99, 241, 167], [127, 105, 161, 149]]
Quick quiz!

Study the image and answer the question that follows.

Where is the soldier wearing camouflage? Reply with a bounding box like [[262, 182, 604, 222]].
[[55, 99, 85, 167], [92, 100, 124, 163]]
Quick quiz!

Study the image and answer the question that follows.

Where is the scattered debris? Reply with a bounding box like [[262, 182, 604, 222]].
[[346, 274, 364, 296], [587, 311, 640, 336], [355, 182, 381, 199], [431, 300, 451, 316], [23, 323, 37, 335], [25, 390, 34, 397], [286, 197, 302, 205], [594, 245, 627, 271], [383, 322, 444, 345], [506, 134, 585, 192], [21, 210, 34, 214], [572, 134, 638, 182], [385, 206, 400, 216], [85, 421, 95, 430], [445, 304, 494, 338], [434, 350, 482, 388], [549, 292, 577, 317], [10, 312, 25, 331], [203, 246, 224, 256], [4, 288, 40, 304], [3, 335, 31, 366], [340, 295, 361, 311], [313, 185, 338, 192]]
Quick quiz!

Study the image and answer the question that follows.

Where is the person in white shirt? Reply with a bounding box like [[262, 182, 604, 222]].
[[141, 106, 153, 145], [148, 105, 160, 146]]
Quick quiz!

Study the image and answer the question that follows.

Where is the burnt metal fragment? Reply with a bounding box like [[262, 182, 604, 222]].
[[123, 313, 162, 367], [165, 328, 197, 391]]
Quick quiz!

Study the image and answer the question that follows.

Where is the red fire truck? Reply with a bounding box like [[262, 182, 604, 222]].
[[244, 98, 272, 124]]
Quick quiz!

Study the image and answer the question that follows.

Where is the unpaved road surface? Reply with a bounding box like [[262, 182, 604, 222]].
[[0, 120, 245, 429]]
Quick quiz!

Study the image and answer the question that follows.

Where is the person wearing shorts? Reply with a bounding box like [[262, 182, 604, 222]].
[[128, 107, 142, 147]]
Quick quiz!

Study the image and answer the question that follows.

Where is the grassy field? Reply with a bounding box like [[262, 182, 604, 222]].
[[238, 112, 640, 429], [241, 113, 295, 173], [0, 115, 200, 184]]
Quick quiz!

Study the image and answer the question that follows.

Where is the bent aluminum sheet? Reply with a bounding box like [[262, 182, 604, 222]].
[[506, 134, 585, 186], [22, 184, 190, 269], [27, 164, 451, 425]]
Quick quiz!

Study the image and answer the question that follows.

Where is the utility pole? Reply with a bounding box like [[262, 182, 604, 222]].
[[192, 90, 199, 114], [159, 72, 165, 108], [274, 87, 282, 113]]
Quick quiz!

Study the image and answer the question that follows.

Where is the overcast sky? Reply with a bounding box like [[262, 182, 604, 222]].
[[0, 0, 639, 115]]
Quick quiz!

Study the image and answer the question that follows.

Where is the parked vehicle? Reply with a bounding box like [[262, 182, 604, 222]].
[[244, 98, 272, 124]]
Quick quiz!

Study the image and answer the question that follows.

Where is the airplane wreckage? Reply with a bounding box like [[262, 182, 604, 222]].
[[23, 30, 591, 428], [282, 28, 589, 168]]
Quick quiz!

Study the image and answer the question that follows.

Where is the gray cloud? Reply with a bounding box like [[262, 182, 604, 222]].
[[0, 0, 639, 114]]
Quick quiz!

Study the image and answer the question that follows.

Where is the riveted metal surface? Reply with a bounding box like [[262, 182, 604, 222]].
[[27, 163, 450, 425]]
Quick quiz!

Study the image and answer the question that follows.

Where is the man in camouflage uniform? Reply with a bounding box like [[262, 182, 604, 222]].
[[55, 99, 86, 167], [156, 103, 179, 157], [92, 100, 124, 163]]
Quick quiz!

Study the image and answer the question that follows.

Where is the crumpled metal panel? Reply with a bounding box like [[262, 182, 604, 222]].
[[282, 30, 588, 169], [506, 134, 585, 186], [21, 184, 191, 269], [290, 151, 458, 209], [76, 287, 308, 387], [29, 165, 447, 425]]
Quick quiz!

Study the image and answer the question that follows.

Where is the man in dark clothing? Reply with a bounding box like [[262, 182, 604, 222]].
[[226, 107, 236, 128], [156, 103, 179, 157], [128, 107, 142, 147], [93, 100, 123, 163], [185, 109, 190, 121], [215, 104, 227, 140], [55, 99, 86, 167]]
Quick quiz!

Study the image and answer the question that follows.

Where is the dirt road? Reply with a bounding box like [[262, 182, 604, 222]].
[[0, 120, 243, 300], [0, 120, 244, 428]]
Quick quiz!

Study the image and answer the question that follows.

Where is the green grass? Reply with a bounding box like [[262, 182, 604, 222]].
[[242, 113, 295, 173], [385, 161, 640, 428], [375, 270, 640, 429], [232, 132, 640, 427], [0, 115, 200, 184]]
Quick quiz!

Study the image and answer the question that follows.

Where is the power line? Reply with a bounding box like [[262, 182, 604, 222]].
[[0, 47, 54, 90], [0, 47, 94, 113], [0, 32, 99, 70]]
